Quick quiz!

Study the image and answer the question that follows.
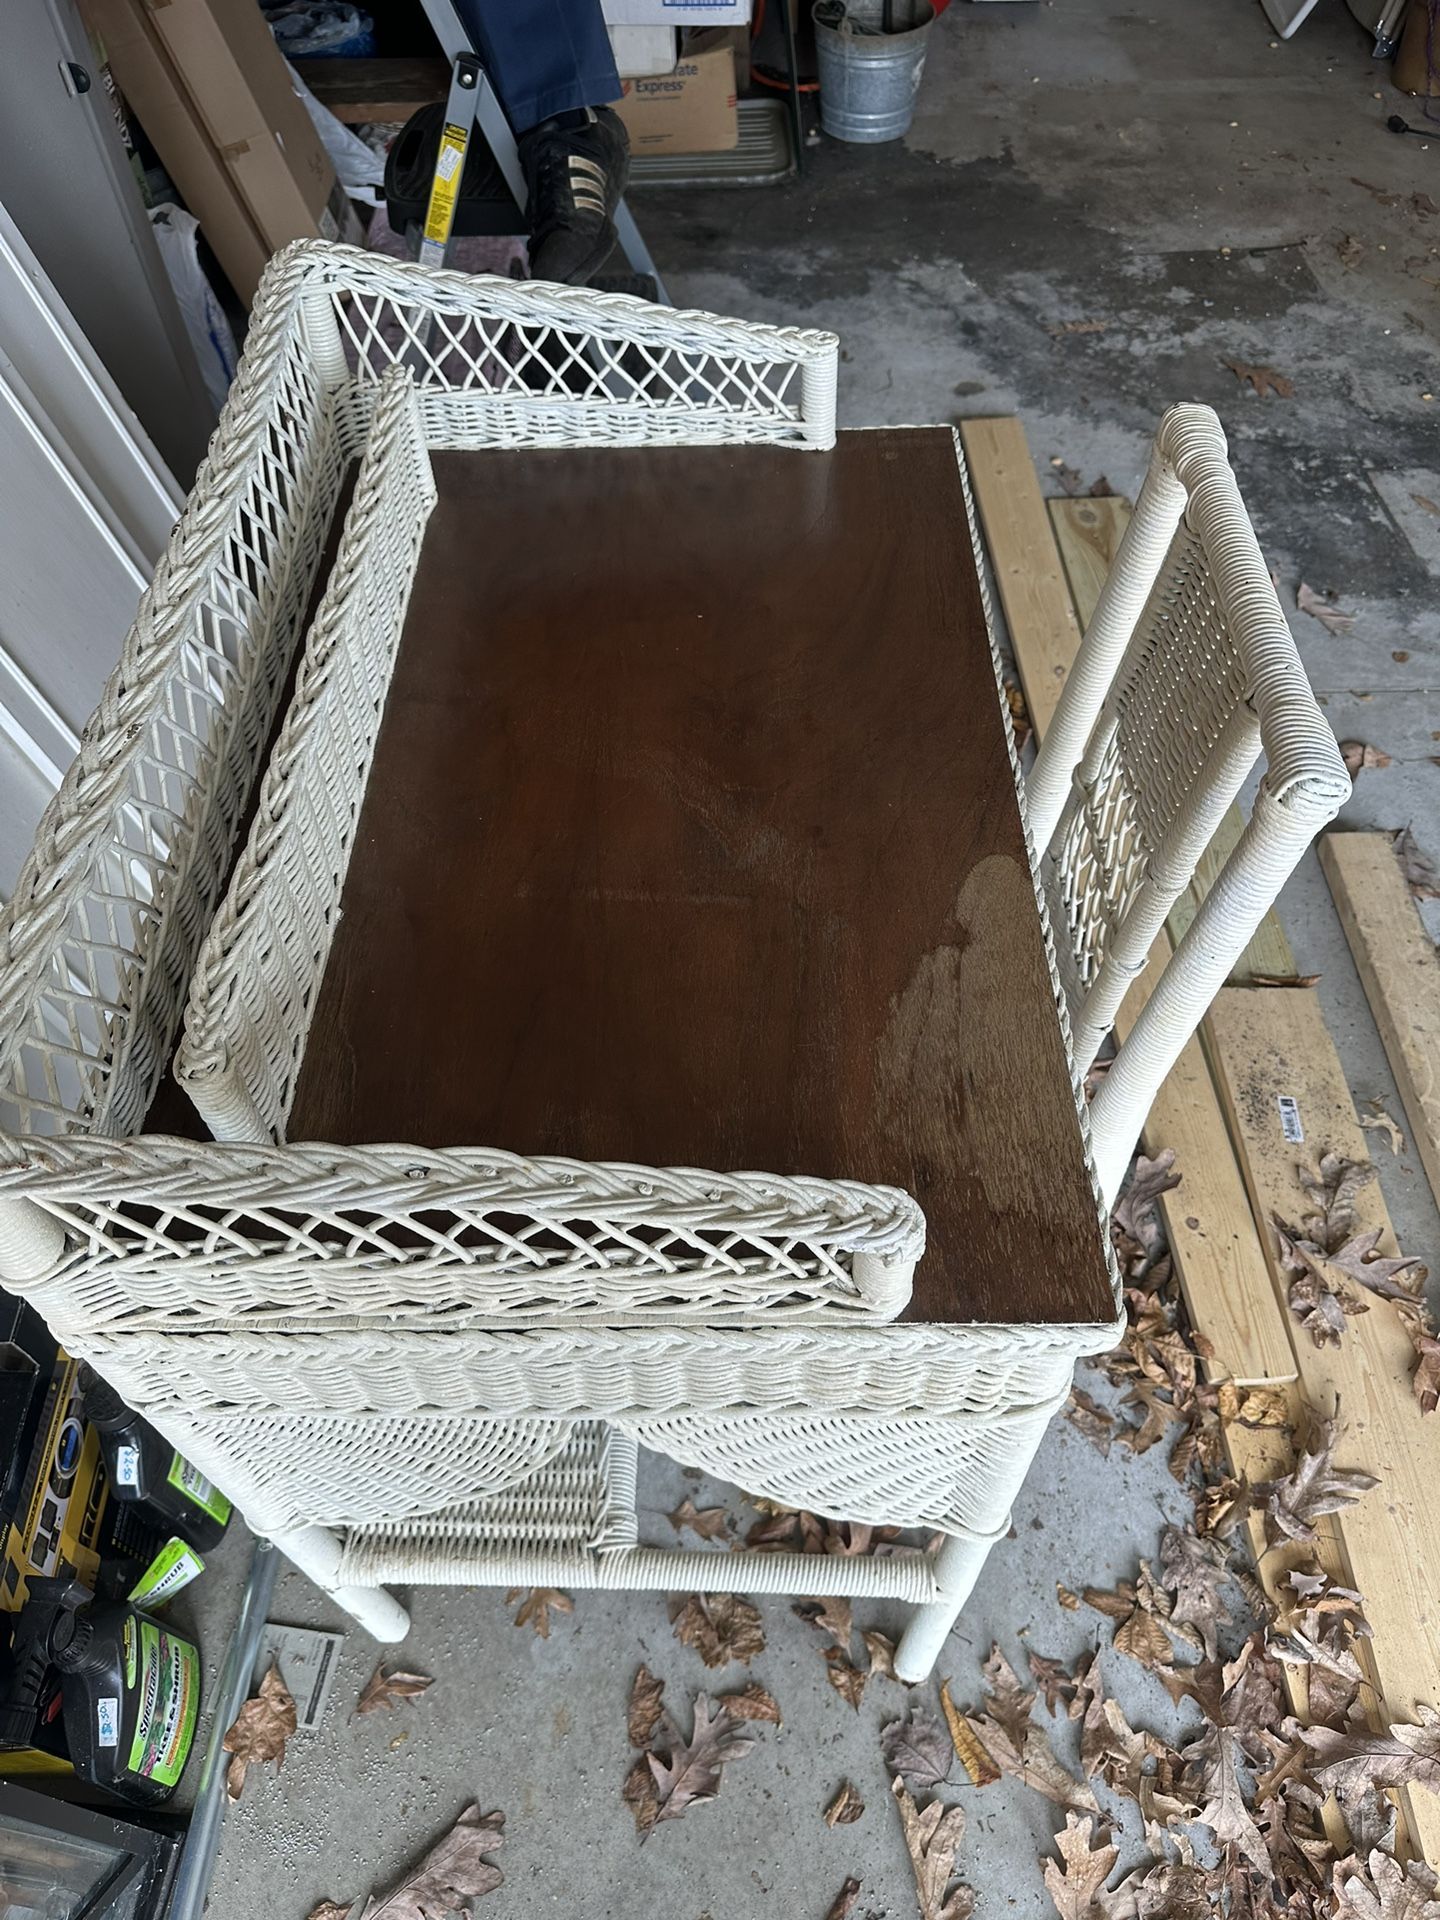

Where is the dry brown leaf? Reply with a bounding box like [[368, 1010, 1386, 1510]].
[[670, 1592, 766, 1668], [824, 1879, 863, 1920], [720, 1682, 782, 1727], [355, 1664, 433, 1716], [668, 1497, 728, 1540], [1083, 1581, 1174, 1670], [1253, 1412, 1379, 1548], [1393, 826, 1440, 899], [1066, 1386, 1115, 1454], [642, 1694, 757, 1838], [891, 1777, 975, 1920], [1004, 680, 1033, 753], [505, 1586, 573, 1639], [863, 1629, 899, 1680], [825, 1779, 865, 1826], [1225, 359, 1294, 399], [1027, 1652, 1080, 1717], [795, 1595, 854, 1649], [222, 1662, 297, 1802], [1189, 1723, 1271, 1875], [306, 1904, 351, 1920], [357, 1805, 504, 1918], [1298, 580, 1355, 634], [1080, 1688, 1167, 1802], [623, 1755, 661, 1837], [1159, 1525, 1233, 1663], [1341, 740, 1392, 777], [1407, 1314, 1440, 1416], [960, 1648, 1100, 1812], [1301, 1705, 1440, 1809], [1041, 1813, 1118, 1920], [824, 1648, 868, 1710], [1334, 1848, 1440, 1919], [628, 1664, 666, 1749], [1359, 1102, 1406, 1157], [1057, 1584, 1081, 1610], [882, 1703, 954, 1790], [940, 1679, 1002, 1787]]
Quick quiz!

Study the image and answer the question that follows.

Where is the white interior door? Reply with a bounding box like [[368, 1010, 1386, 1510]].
[[0, 202, 182, 898]]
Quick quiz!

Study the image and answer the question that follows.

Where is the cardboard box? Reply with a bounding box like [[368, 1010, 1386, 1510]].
[[81, 0, 273, 301], [608, 23, 678, 77], [612, 30, 738, 154], [603, 0, 750, 25], [141, 0, 361, 253]]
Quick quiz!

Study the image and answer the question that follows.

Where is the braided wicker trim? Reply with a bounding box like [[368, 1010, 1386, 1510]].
[[0, 1131, 925, 1325]]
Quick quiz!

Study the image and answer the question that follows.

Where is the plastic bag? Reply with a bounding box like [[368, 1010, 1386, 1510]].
[[264, 3, 375, 59], [286, 58, 385, 206], [148, 206, 237, 412]]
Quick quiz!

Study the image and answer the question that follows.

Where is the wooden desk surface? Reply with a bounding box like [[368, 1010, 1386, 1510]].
[[288, 429, 1114, 1328]]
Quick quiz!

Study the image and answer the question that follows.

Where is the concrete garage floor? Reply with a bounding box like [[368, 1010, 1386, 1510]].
[[199, 3, 1440, 1914]]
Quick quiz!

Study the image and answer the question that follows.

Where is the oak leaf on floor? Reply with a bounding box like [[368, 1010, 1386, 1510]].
[[355, 1664, 433, 1716], [891, 1777, 974, 1920], [222, 1661, 297, 1802], [505, 1586, 573, 1638], [1041, 1814, 1118, 1920], [670, 1592, 766, 1668], [357, 1805, 504, 1918]]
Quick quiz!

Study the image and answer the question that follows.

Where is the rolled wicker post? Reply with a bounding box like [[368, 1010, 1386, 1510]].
[[0, 1196, 66, 1283]]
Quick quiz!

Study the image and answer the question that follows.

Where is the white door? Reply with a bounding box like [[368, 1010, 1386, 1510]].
[[0, 202, 182, 896]]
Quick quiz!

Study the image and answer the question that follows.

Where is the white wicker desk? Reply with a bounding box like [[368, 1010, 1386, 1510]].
[[0, 245, 1119, 1675]]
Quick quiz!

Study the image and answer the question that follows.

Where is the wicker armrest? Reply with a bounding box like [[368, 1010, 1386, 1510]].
[[0, 1131, 922, 1327]]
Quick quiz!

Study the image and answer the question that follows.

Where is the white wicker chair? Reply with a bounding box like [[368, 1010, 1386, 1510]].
[[1025, 404, 1351, 1206], [0, 245, 1118, 1680]]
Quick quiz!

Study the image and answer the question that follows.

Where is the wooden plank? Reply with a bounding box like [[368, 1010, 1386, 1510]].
[[1115, 956, 1298, 1385], [1047, 494, 1131, 625], [291, 56, 448, 123], [290, 433, 1115, 1332], [1207, 985, 1440, 1868], [960, 418, 1081, 737], [1320, 831, 1440, 1208]]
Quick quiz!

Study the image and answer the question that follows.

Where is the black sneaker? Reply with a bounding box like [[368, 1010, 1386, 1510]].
[[518, 107, 630, 286]]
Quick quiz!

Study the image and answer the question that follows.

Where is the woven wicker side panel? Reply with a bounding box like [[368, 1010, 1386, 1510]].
[[0, 309, 345, 1141]]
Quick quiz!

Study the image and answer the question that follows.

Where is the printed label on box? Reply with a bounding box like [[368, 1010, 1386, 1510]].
[[97, 1696, 119, 1749]]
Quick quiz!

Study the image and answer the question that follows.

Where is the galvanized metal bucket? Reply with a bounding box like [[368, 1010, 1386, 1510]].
[[813, 0, 935, 145]]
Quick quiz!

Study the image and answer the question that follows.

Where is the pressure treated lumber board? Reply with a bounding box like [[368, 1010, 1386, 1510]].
[[1320, 831, 1440, 1208], [1113, 959, 1299, 1385], [1041, 491, 1297, 1383], [1047, 494, 1131, 631], [962, 419, 1082, 736], [1207, 985, 1440, 1868]]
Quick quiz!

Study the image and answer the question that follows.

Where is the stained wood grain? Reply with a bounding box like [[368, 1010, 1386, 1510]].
[[288, 432, 1115, 1329], [1207, 985, 1440, 1868], [1320, 830, 1440, 1208], [960, 419, 1081, 736]]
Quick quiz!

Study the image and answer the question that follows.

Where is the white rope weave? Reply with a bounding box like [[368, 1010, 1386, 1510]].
[[1025, 405, 1350, 1204]]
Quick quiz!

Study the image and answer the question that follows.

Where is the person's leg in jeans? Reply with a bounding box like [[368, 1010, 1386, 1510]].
[[452, 0, 631, 283]]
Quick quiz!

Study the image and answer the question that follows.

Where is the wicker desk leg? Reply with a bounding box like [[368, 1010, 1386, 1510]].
[[266, 1524, 410, 1641], [894, 1524, 1007, 1682]]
